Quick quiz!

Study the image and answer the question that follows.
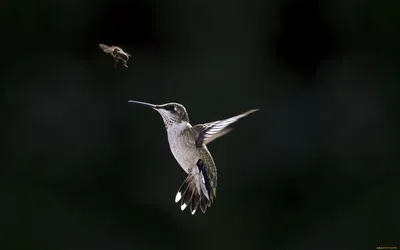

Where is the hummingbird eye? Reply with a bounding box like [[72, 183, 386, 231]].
[[165, 105, 175, 111]]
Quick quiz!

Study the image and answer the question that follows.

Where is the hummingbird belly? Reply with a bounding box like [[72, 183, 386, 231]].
[[168, 136, 198, 174], [166, 122, 216, 177]]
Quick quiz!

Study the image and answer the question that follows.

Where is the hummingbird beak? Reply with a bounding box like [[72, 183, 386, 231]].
[[128, 100, 159, 109]]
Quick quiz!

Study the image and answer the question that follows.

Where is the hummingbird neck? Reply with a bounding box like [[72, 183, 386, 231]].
[[167, 121, 191, 134], [161, 115, 189, 129]]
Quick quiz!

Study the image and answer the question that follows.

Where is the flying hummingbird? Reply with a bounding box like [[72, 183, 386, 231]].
[[128, 100, 258, 214]]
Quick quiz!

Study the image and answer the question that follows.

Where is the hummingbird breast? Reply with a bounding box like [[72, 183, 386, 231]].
[[167, 122, 199, 174]]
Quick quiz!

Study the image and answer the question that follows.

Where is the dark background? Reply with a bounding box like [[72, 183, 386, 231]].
[[1, 0, 399, 249]]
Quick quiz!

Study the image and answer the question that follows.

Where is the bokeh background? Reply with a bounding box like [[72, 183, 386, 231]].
[[1, 0, 399, 249]]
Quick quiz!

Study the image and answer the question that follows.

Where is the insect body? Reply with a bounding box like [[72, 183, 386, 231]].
[[99, 44, 131, 68]]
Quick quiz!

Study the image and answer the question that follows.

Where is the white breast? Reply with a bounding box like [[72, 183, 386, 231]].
[[167, 122, 197, 174]]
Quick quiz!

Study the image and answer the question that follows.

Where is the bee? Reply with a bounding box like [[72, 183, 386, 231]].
[[99, 44, 131, 68]]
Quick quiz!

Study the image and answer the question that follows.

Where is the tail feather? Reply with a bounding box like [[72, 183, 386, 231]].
[[190, 192, 200, 214], [175, 175, 211, 215], [199, 196, 208, 213], [181, 178, 195, 211]]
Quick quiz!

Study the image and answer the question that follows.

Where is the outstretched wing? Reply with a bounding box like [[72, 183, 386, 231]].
[[192, 109, 258, 148], [99, 44, 113, 53]]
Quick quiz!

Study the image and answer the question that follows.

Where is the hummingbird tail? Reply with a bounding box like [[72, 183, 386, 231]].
[[175, 174, 211, 215]]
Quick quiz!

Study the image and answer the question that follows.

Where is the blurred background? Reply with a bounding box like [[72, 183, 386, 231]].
[[1, 0, 399, 249]]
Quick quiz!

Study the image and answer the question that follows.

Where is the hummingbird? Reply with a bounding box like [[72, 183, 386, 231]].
[[128, 100, 258, 214]]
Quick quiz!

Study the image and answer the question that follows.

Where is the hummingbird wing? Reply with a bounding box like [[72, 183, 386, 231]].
[[193, 109, 259, 148]]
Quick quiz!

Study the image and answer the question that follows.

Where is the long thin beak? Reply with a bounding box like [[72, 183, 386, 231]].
[[128, 100, 158, 109]]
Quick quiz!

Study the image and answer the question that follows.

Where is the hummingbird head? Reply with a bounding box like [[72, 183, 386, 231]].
[[128, 100, 189, 128]]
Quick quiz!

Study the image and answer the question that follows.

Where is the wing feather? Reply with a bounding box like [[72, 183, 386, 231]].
[[193, 109, 258, 147]]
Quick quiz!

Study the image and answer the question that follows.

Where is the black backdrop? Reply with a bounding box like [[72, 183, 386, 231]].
[[1, 0, 399, 249]]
